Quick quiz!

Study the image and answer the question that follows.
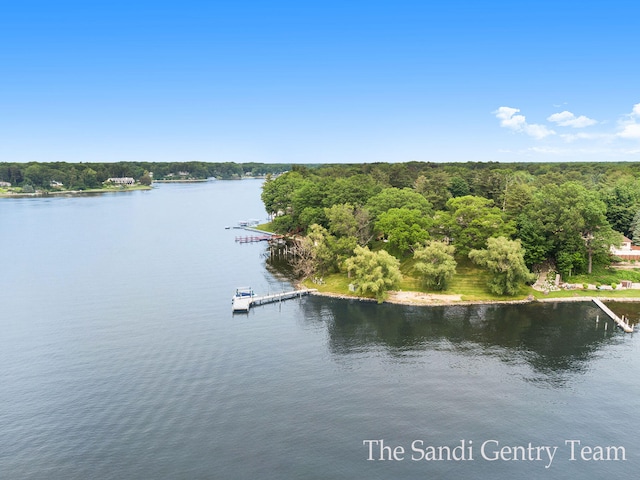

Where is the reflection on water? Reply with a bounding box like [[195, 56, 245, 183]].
[[302, 297, 622, 386]]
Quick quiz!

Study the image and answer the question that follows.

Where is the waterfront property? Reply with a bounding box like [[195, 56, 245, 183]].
[[610, 235, 640, 261], [105, 177, 136, 185]]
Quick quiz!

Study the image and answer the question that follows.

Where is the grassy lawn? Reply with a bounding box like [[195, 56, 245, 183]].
[[277, 234, 640, 303], [303, 256, 534, 302], [564, 265, 640, 286], [303, 256, 640, 303], [256, 222, 277, 233]]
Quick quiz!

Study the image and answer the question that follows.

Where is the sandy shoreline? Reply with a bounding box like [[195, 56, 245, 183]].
[[307, 287, 640, 307]]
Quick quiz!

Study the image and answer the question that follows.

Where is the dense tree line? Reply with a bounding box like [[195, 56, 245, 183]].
[[0, 161, 292, 190], [262, 162, 640, 293]]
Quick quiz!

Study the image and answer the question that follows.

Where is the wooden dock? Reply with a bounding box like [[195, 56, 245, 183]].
[[232, 289, 315, 313], [592, 298, 634, 333], [235, 235, 271, 243]]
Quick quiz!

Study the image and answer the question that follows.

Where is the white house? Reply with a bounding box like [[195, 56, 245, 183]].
[[611, 236, 640, 260], [105, 177, 135, 185]]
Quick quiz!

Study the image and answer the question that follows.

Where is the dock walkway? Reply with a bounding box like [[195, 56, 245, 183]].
[[592, 298, 634, 333], [232, 289, 315, 313]]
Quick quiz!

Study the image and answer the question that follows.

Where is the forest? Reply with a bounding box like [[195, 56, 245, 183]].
[[261, 162, 640, 301], [0, 161, 292, 191]]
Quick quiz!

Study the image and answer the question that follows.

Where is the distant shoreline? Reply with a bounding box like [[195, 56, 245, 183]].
[[152, 179, 209, 183], [0, 185, 152, 198]]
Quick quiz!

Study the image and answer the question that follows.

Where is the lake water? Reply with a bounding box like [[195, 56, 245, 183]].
[[1, 180, 639, 479]]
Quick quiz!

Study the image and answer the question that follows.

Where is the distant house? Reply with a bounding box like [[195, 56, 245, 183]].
[[0, 181, 11, 187], [50, 180, 64, 188], [611, 235, 640, 261], [105, 177, 135, 185]]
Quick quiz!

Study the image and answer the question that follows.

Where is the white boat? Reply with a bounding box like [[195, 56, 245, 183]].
[[232, 287, 254, 313]]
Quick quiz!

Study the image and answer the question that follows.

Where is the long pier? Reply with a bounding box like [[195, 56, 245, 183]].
[[235, 235, 271, 243], [592, 298, 634, 333], [232, 289, 315, 313]]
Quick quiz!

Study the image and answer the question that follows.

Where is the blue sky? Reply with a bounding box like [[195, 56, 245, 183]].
[[1, 0, 639, 164]]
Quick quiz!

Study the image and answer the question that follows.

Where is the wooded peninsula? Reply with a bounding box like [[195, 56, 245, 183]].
[[259, 161, 640, 303]]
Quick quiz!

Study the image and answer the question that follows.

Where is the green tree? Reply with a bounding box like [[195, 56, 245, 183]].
[[440, 195, 515, 256], [469, 237, 536, 295], [630, 209, 640, 245], [375, 208, 431, 254], [261, 171, 305, 218], [325, 174, 381, 206], [79, 167, 99, 189], [139, 171, 152, 186], [366, 187, 433, 221], [344, 246, 402, 303], [413, 241, 457, 290], [527, 182, 616, 274], [325, 203, 358, 237], [448, 176, 470, 197], [600, 177, 640, 236], [414, 172, 452, 210], [23, 164, 51, 188], [293, 224, 358, 279], [502, 177, 534, 219], [516, 214, 553, 267]]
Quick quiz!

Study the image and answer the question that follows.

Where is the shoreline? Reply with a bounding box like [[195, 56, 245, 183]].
[[304, 286, 640, 307], [0, 186, 152, 198]]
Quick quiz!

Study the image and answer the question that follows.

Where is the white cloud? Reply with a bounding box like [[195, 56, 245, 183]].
[[619, 123, 640, 139], [617, 103, 640, 139], [547, 110, 597, 128], [493, 106, 555, 139], [524, 123, 555, 139], [560, 132, 614, 143], [494, 102, 640, 156], [494, 106, 526, 130]]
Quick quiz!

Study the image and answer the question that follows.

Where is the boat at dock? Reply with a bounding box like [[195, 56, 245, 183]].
[[232, 287, 255, 313]]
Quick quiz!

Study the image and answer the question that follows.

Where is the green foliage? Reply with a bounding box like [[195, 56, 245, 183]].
[[565, 265, 640, 285], [631, 209, 640, 245], [324, 203, 373, 246], [294, 225, 358, 279], [526, 182, 616, 274], [414, 172, 452, 210], [325, 174, 381, 206], [344, 246, 402, 303], [261, 171, 305, 216], [600, 177, 640, 236], [448, 176, 470, 197], [0, 161, 291, 190], [440, 195, 515, 256], [516, 214, 553, 267], [271, 215, 296, 233], [375, 208, 431, 254], [469, 237, 536, 296], [365, 187, 433, 220], [503, 179, 534, 219], [139, 171, 152, 186], [325, 203, 359, 237], [413, 241, 457, 290]]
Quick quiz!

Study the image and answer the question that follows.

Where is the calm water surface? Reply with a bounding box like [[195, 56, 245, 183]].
[[1, 180, 639, 479]]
